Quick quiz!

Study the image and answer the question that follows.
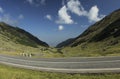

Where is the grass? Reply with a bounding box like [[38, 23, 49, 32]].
[[0, 23, 63, 58], [1, 21, 120, 58], [61, 38, 120, 57], [0, 33, 64, 58], [1, 36, 120, 58], [0, 64, 120, 79], [1, 26, 120, 58]]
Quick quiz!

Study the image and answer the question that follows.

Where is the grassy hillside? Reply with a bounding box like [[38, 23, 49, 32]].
[[56, 38, 74, 48], [0, 22, 48, 47], [0, 64, 120, 79], [0, 22, 63, 58], [1, 9, 120, 58], [57, 9, 120, 57], [61, 41, 120, 57]]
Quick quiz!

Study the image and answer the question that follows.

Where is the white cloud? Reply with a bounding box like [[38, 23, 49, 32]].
[[18, 14, 24, 19], [26, 0, 33, 5], [66, 0, 103, 22], [58, 25, 64, 31], [80, 25, 88, 28], [0, 6, 4, 13], [26, 0, 46, 6], [56, 0, 105, 24], [0, 7, 23, 26], [56, 5, 74, 24], [0, 14, 18, 26], [67, 0, 87, 16], [87, 5, 103, 22], [45, 14, 52, 21], [41, 0, 46, 5], [62, 0, 65, 6]]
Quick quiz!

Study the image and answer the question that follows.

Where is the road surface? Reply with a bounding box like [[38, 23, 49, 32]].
[[0, 55, 120, 73]]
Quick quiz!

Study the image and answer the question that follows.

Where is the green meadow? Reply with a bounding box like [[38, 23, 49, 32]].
[[0, 64, 120, 79]]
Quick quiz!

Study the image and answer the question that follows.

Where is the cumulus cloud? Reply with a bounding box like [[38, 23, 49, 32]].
[[56, 0, 105, 24], [56, 5, 74, 24], [45, 14, 52, 21], [18, 14, 24, 19], [58, 25, 64, 31], [0, 6, 4, 13], [67, 0, 87, 16], [87, 5, 104, 22]]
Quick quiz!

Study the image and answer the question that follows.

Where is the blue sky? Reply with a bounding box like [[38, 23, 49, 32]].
[[0, 0, 120, 46]]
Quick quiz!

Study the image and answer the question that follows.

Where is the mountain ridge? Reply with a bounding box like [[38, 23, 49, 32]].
[[57, 9, 120, 48], [56, 9, 120, 57], [0, 22, 49, 47]]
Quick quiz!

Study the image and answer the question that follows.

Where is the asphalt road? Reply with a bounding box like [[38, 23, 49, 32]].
[[0, 55, 120, 73]]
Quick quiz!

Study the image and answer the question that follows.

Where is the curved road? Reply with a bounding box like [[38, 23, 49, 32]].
[[0, 55, 120, 73]]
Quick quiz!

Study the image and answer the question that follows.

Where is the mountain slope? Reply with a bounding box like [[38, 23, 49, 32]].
[[58, 9, 120, 57], [56, 38, 74, 48], [0, 22, 63, 58], [0, 22, 48, 47], [70, 9, 120, 47], [58, 9, 120, 47]]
